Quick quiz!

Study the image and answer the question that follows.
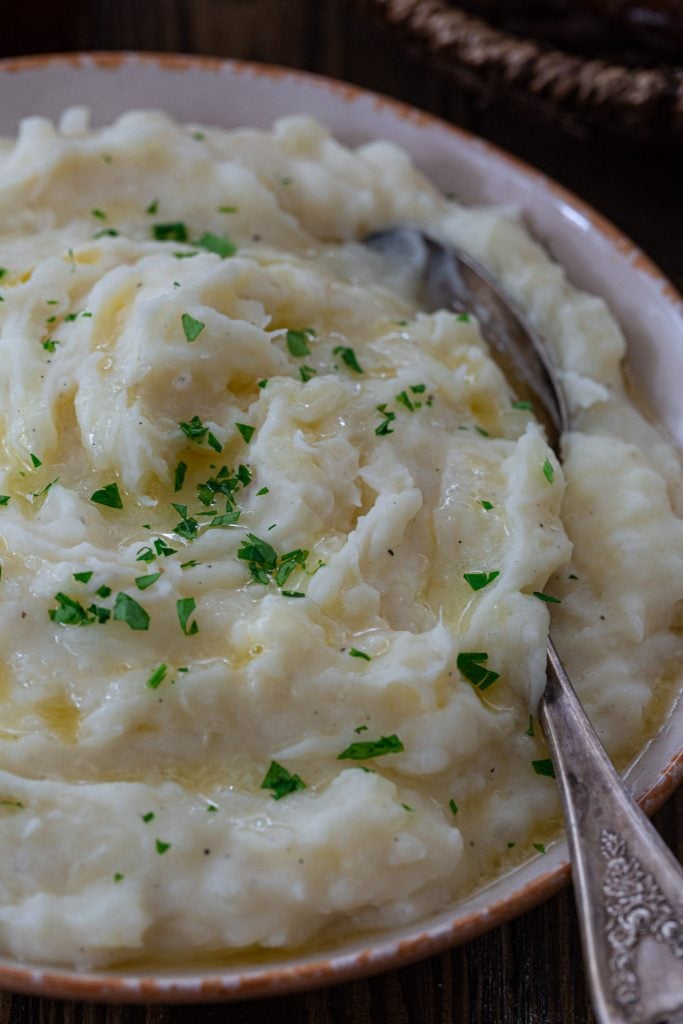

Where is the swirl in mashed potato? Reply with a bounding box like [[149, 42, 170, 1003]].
[[0, 109, 681, 968]]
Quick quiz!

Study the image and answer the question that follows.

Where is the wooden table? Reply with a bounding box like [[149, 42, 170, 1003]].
[[2, 2, 681, 1021]]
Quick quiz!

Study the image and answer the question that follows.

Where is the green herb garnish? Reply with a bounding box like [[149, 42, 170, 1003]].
[[146, 665, 167, 690], [333, 345, 363, 373], [260, 761, 306, 800], [177, 597, 198, 635], [181, 313, 205, 342], [456, 651, 500, 691], [463, 570, 500, 591], [532, 758, 555, 778], [90, 482, 123, 510], [349, 648, 371, 661], [543, 458, 555, 484], [113, 592, 150, 631], [532, 591, 562, 604], [135, 572, 161, 591], [73, 571, 93, 583], [196, 232, 236, 258], [153, 222, 188, 242], [235, 423, 255, 443], [337, 734, 404, 760]]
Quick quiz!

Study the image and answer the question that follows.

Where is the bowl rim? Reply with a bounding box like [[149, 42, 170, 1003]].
[[0, 49, 681, 1005]]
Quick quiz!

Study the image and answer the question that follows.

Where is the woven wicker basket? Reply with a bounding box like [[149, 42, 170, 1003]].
[[362, 0, 683, 143]]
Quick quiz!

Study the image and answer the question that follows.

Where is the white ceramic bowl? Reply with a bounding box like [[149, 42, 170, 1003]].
[[0, 51, 681, 1003]]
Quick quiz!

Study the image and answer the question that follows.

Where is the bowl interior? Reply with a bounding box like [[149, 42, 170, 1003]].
[[0, 52, 681, 1001]]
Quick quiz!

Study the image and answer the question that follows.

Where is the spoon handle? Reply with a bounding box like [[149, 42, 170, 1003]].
[[538, 640, 683, 1024]]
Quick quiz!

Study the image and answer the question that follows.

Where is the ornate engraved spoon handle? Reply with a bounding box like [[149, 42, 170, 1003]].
[[539, 639, 683, 1024]]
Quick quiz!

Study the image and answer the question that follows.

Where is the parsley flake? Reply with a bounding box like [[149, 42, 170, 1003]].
[[145, 199, 159, 215], [532, 843, 547, 854], [480, 500, 494, 511], [113, 592, 150, 631], [146, 664, 167, 690], [449, 799, 459, 816], [30, 453, 42, 468], [113, 872, 124, 882], [73, 571, 93, 583], [333, 345, 363, 374], [463, 570, 500, 591], [155, 839, 171, 855], [532, 758, 556, 778], [0, 495, 10, 507], [532, 591, 562, 604], [349, 648, 371, 661], [153, 222, 188, 242], [181, 312, 205, 342], [543, 458, 555, 484], [174, 461, 187, 492], [512, 399, 534, 411], [260, 761, 306, 800], [177, 597, 199, 635], [457, 651, 500, 691], [135, 572, 161, 591], [525, 715, 535, 738], [337, 735, 404, 760], [235, 422, 255, 443], [48, 593, 95, 626], [299, 364, 316, 382], [196, 232, 236, 258], [286, 329, 312, 357], [90, 482, 123, 510]]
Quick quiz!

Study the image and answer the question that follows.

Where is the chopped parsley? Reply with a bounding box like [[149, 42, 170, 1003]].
[[174, 461, 187, 492], [235, 422, 255, 443], [181, 313, 205, 342], [49, 593, 96, 626], [349, 648, 371, 661], [90, 482, 123, 510], [456, 312, 470, 323], [113, 872, 124, 882], [525, 715, 535, 738], [145, 199, 159, 215], [532, 591, 562, 604], [196, 232, 236, 258], [463, 570, 500, 591], [43, 340, 58, 353], [218, 205, 238, 213], [142, 812, 155, 822], [286, 328, 313, 357], [146, 664, 167, 690], [94, 229, 119, 239], [135, 572, 161, 591], [177, 597, 198, 635], [155, 839, 171, 855], [337, 734, 404, 760], [238, 534, 278, 584], [0, 268, 6, 280], [531, 758, 556, 778], [96, 585, 112, 598], [30, 453, 42, 468], [153, 222, 188, 242], [543, 458, 555, 484], [449, 799, 459, 816], [333, 345, 363, 374], [375, 404, 396, 436], [113, 592, 150, 631], [532, 843, 547, 854], [91, 208, 106, 220], [178, 415, 222, 452], [256, 486, 269, 496], [456, 651, 500, 692], [73, 571, 93, 583], [260, 761, 306, 800], [0, 496, 10, 507], [480, 500, 494, 511], [512, 399, 534, 411], [299, 364, 316, 382], [154, 538, 177, 557]]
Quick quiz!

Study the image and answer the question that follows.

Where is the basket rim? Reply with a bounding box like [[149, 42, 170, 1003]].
[[366, 0, 683, 135]]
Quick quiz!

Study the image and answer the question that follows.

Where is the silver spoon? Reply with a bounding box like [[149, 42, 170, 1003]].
[[367, 227, 683, 1024]]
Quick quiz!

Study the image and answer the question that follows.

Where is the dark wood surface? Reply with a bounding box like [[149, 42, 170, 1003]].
[[1, 2, 681, 1021]]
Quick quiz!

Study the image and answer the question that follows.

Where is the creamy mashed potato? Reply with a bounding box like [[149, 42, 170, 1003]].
[[0, 109, 681, 969]]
